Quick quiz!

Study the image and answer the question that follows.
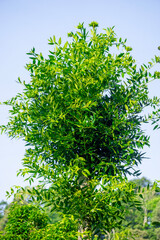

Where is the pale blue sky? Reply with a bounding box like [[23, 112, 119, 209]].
[[0, 0, 160, 201]]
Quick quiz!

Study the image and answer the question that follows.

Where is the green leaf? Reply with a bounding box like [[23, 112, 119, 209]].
[[118, 53, 124, 58], [125, 104, 128, 112], [153, 124, 159, 130], [58, 37, 61, 45], [53, 35, 56, 43], [139, 194, 143, 199]]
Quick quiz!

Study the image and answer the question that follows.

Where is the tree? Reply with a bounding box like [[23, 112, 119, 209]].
[[130, 177, 152, 189], [129, 177, 155, 227], [0, 201, 8, 232], [0, 201, 7, 220], [122, 178, 160, 240], [1, 22, 160, 239], [1, 202, 48, 240]]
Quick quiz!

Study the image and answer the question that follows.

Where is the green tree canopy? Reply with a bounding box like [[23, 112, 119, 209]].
[[1, 22, 160, 239]]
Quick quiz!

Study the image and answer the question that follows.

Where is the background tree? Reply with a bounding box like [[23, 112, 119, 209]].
[[0, 202, 48, 240], [130, 177, 152, 189], [1, 22, 160, 239], [123, 178, 160, 240], [130, 177, 155, 227], [0, 201, 7, 220], [0, 201, 8, 232]]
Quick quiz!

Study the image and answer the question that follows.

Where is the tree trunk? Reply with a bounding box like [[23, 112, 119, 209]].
[[78, 221, 90, 240], [143, 206, 148, 227], [78, 174, 91, 240], [77, 175, 106, 240]]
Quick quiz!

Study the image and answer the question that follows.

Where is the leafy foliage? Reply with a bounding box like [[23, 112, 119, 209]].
[[1, 22, 160, 238], [1, 202, 48, 240], [1, 178, 160, 239], [30, 215, 78, 240]]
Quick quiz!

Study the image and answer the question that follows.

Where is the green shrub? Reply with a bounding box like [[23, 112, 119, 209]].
[[3, 202, 48, 240], [30, 216, 78, 240]]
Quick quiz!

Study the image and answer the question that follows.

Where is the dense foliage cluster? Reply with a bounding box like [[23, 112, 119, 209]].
[[1, 22, 160, 239], [0, 202, 48, 239]]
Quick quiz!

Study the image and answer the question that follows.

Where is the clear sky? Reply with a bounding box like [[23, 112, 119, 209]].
[[0, 0, 160, 201]]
